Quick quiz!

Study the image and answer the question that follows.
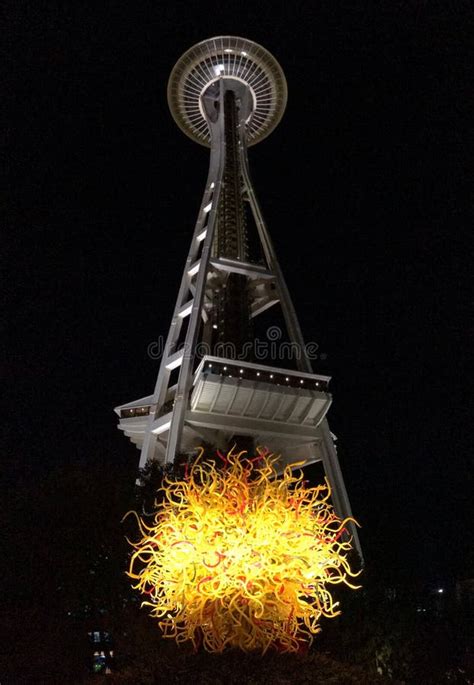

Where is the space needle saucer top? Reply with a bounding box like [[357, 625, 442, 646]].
[[167, 36, 288, 147]]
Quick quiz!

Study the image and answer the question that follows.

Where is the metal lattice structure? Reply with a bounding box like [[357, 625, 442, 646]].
[[115, 36, 362, 560]]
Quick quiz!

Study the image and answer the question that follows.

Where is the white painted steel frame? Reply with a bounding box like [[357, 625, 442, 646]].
[[131, 42, 362, 560], [138, 83, 226, 470]]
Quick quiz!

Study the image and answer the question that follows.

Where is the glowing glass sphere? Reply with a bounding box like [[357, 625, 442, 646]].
[[127, 447, 361, 653]]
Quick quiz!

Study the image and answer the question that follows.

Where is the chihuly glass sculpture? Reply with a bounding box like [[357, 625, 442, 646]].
[[127, 447, 361, 653]]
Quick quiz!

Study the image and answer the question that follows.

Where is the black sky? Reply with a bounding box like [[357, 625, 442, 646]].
[[5, 3, 473, 582]]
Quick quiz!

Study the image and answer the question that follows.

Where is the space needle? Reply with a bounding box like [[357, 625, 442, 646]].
[[115, 37, 362, 559]]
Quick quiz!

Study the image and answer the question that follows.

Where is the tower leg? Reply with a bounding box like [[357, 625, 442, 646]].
[[319, 419, 363, 563]]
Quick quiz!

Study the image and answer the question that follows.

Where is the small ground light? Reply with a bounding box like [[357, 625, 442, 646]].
[[437, 588, 444, 594], [240, 369, 244, 373], [270, 374, 274, 378], [285, 377, 289, 381], [223, 366, 227, 371], [300, 379, 304, 384], [257, 372, 260, 376], [213, 324, 218, 329]]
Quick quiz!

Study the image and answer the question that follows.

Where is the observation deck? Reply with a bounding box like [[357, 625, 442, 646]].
[[167, 36, 287, 147], [115, 356, 332, 468]]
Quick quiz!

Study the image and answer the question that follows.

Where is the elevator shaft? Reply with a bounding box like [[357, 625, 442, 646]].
[[214, 89, 252, 358]]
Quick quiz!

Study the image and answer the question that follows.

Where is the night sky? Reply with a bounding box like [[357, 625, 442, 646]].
[[5, 4, 472, 583]]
